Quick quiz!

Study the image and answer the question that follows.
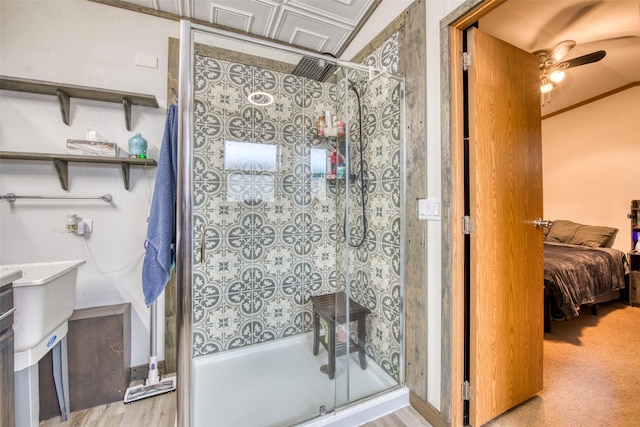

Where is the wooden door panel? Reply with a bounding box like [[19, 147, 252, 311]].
[[467, 27, 544, 427]]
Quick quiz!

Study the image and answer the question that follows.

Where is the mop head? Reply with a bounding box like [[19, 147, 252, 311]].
[[124, 376, 176, 403]]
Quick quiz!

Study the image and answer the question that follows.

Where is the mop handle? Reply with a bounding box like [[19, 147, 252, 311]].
[[150, 301, 157, 356]]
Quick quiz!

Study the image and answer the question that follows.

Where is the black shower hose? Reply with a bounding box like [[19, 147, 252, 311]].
[[345, 82, 367, 248]]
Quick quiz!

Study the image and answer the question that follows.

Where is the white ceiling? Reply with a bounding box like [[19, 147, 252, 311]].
[[479, 0, 640, 115], [121, 0, 380, 56]]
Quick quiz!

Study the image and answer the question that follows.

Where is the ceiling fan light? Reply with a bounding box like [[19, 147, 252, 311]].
[[549, 70, 565, 83], [540, 78, 553, 94]]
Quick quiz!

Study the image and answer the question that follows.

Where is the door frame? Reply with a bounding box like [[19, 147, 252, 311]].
[[439, 1, 508, 426]]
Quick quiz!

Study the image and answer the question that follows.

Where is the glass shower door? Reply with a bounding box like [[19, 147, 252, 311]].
[[333, 68, 405, 408], [180, 21, 404, 427]]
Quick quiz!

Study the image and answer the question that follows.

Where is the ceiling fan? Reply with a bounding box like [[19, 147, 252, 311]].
[[534, 40, 606, 94]]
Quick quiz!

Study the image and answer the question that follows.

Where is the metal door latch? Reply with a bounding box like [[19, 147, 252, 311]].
[[534, 217, 552, 228]]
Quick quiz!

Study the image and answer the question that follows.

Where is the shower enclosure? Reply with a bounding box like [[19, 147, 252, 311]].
[[177, 21, 405, 426]]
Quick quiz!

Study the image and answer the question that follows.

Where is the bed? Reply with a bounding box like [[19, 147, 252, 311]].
[[543, 220, 629, 333]]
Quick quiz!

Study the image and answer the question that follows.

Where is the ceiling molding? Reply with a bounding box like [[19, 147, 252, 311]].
[[542, 81, 640, 120]]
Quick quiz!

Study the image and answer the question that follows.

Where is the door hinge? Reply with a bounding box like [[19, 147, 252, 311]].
[[462, 52, 472, 71], [463, 216, 474, 234], [462, 381, 473, 401]]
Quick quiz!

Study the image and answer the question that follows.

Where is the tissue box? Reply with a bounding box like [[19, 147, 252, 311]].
[[66, 140, 128, 157]]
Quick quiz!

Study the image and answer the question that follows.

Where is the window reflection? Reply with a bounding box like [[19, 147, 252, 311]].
[[224, 141, 278, 172], [225, 141, 277, 203]]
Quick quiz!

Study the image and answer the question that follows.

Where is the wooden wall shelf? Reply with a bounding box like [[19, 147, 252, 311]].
[[0, 151, 157, 191], [0, 76, 159, 130]]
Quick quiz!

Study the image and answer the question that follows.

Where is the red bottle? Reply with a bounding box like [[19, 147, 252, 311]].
[[331, 148, 342, 174]]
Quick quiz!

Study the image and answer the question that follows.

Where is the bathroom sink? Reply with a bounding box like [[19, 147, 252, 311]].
[[0, 259, 86, 354]]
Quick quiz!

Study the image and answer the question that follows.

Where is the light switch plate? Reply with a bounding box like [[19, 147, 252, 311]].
[[418, 198, 441, 221]]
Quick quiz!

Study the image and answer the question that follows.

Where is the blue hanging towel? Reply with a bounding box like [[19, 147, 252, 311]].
[[142, 104, 179, 307]]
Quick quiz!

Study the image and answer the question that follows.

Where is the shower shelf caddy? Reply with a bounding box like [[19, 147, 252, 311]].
[[314, 134, 346, 180], [0, 151, 157, 190], [0, 75, 159, 130]]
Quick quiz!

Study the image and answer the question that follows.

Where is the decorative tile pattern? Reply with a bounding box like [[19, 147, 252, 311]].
[[192, 32, 403, 382]]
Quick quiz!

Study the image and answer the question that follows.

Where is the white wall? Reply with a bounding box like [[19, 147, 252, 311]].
[[0, 0, 179, 365], [542, 87, 640, 252]]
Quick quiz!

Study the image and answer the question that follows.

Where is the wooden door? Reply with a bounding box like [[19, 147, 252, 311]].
[[466, 27, 544, 427]]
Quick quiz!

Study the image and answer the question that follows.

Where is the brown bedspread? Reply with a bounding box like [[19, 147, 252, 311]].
[[544, 242, 628, 317]]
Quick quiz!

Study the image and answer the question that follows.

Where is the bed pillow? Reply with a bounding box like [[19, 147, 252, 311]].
[[545, 219, 617, 247]]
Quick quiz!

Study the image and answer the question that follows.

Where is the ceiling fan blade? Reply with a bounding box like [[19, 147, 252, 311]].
[[557, 50, 606, 69], [530, 2, 602, 52], [546, 40, 576, 64]]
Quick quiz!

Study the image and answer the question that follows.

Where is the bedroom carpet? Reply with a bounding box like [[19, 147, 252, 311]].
[[483, 301, 640, 427]]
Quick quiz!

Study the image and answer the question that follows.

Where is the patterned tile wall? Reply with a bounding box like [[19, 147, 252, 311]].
[[191, 32, 402, 381]]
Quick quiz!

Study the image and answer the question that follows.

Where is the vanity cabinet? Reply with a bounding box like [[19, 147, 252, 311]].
[[0, 329, 15, 427], [0, 281, 16, 427]]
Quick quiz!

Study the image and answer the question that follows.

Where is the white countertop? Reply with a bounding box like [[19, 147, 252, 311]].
[[0, 268, 22, 286]]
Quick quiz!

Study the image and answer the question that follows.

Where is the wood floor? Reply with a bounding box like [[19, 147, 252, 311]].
[[39, 390, 176, 427], [362, 406, 433, 427], [39, 393, 431, 427]]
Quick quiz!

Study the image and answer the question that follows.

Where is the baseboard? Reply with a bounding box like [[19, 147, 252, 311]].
[[130, 360, 169, 381], [410, 391, 449, 427]]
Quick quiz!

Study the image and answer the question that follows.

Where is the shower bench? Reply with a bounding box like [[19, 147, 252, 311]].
[[310, 292, 370, 380]]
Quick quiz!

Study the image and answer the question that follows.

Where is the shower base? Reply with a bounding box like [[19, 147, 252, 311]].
[[193, 332, 406, 427]]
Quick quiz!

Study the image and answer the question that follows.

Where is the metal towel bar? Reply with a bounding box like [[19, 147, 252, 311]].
[[1, 193, 113, 203]]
